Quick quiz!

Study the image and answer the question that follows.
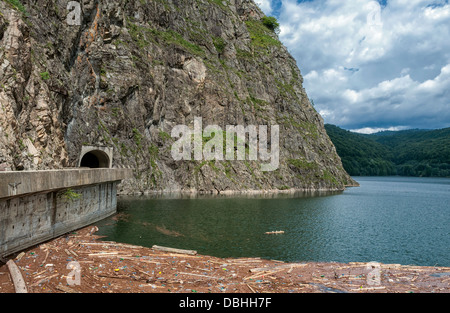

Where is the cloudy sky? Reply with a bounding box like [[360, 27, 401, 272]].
[[255, 0, 450, 133]]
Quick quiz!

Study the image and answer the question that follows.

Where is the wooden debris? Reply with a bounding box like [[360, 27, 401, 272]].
[[178, 272, 219, 280], [152, 245, 197, 255], [89, 226, 99, 235], [1, 226, 448, 294], [82, 242, 143, 249], [246, 283, 256, 293], [265, 231, 285, 235], [56, 284, 80, 293], [41, 250, 50, 265], [15, 252, 25, 261], [30, 273, 59, 287], [244, 268, 287, 280], [116, 257, 163, 264], [6, 260, 27, 293], [88, 251, 120, 256], [350, 286, 386, 291], [249, 263, 307, 273]]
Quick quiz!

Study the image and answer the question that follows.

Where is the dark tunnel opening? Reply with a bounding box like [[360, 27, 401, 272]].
[[79, 151, 110, 168]]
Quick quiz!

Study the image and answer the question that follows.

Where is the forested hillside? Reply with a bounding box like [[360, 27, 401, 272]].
[[325, 125, 450, 177]]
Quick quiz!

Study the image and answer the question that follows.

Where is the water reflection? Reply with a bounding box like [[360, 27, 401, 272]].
[[119, 189, 344, 200]]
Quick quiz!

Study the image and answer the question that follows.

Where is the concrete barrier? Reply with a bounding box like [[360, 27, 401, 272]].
[[0, 168, 131, 199], [0, 168, 132, 258]]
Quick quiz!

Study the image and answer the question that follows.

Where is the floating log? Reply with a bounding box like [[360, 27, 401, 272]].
[[249, 263, 307, 273], [152, 245, 197, 255], [265, 231, 285, 235]]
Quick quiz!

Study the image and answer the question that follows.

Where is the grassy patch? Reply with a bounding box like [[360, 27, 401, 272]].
[[159, 130, 172, 142], [213, 36, 226, 54], [4, 0, 27, 14], [322, 170, 339, 186], [157, 29, 205, 57], [288, 158, 319, 171], [279, 116, 319, 140], [40, 71, 50, 80], [245, 19, 281, 49], [61, 188, 82, 202], [205, 0, 230, 10], [127, 19, 204, 57]]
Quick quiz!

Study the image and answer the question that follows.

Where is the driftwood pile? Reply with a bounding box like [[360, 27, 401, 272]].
[[0, 227, 449, 294]]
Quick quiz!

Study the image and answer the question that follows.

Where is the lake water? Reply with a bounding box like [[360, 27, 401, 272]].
[[95, 177, 450, 267]]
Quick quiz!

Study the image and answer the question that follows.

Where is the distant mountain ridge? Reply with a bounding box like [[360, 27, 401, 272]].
[[325, 124, 450, 177]]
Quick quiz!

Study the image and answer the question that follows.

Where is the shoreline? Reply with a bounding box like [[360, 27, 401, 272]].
[[118, 184, 360, 197], [1, 227, 448, 294]]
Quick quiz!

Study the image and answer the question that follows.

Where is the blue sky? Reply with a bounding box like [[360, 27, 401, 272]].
[[255, 0, 450, 133]]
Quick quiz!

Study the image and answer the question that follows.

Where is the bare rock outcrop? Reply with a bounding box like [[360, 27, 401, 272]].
[[0, 0, 357, 194]]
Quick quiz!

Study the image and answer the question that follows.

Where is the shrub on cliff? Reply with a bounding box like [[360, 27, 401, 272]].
[[261, 16, 280, 33]]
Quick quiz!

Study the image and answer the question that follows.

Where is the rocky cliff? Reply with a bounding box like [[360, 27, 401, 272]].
[[0, 0, 357, 194]]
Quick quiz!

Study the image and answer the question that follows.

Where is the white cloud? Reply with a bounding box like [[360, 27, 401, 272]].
[[351, 126, 410, 134], [272, 0, 450, 130], [255, 0, 273, 15], [279, 0, 392, 69], [424, 3, 450, 20], [417, 64, 450, 92], [318, 63, 450, 129]]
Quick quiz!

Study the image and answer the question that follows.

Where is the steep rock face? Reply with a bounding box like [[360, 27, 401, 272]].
[[0, 0, 357, 194]]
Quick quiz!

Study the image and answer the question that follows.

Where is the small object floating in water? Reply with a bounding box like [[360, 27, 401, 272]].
[[265, 231, 285, 235]]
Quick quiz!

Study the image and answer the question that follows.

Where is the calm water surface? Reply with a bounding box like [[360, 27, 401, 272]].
[[95, 177, 450, 267]]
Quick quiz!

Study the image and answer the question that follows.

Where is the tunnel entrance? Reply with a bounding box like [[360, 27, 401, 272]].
[[78, 146, 113, 169]]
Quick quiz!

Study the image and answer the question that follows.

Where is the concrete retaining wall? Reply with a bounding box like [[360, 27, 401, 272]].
[[0, 168, 130, 199], [0, 169, 131, 258]]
